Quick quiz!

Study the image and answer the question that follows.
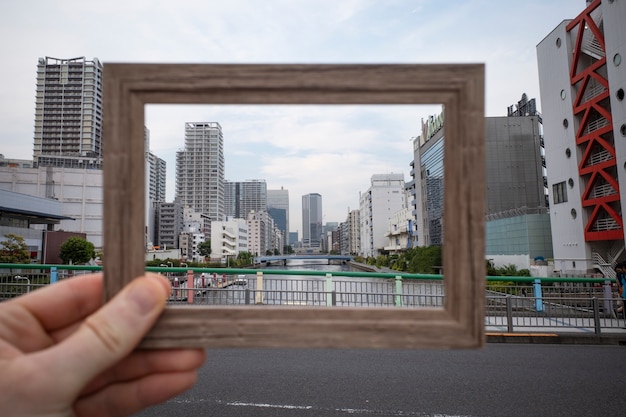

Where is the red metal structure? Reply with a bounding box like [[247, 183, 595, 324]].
[[567, 0, 623, 241]]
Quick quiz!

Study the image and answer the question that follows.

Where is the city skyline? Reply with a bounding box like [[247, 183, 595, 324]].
[[0, 0, 586, 230]]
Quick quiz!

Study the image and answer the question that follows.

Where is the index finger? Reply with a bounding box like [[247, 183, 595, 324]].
[[10, 273, 104, 332]]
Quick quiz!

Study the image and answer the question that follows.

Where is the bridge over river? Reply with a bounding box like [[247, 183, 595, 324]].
[[254, 254, 354, 265]]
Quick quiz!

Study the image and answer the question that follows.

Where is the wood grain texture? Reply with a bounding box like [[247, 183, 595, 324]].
[[103, 64, 485, 349]]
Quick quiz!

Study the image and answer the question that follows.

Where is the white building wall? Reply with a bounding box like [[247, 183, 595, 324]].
[[606, 1, 626, 249], [0, 166, 103, 248], [538, 20, 592, 273], [210, 217, 248, 262], [358, 173, 406, 257]]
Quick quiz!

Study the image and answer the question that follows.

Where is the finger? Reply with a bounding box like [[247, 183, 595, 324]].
[[36, 274, 170, 395], [0, 274, 103, 354], [74, 371, 199, 417], [81, 348, 206, 396], [12, 273, 104, 332]]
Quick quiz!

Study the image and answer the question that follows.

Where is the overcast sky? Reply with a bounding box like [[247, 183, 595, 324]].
[[0, 0, 586, 234]]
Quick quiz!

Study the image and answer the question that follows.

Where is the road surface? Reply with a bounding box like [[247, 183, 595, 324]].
[[136, 344, 626, 417]]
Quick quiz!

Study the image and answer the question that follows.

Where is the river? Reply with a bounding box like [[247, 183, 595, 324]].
[[191, 260, 444, 308]]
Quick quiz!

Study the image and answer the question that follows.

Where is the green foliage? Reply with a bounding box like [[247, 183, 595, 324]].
[[408, 246, 442, 274], [197, 241, 211, 258], [0, 233, 31, 264], [59, 237, 95, 265], [487, 262, 531, 277], [284, 245, 294, 254]]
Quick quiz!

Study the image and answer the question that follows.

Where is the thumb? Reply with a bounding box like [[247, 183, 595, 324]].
[[44, 274, 170, 395]]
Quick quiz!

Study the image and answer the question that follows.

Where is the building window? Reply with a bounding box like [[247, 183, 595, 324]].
[[553, 181, 568, 204]]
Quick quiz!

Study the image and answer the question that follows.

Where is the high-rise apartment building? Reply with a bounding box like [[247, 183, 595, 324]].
[[302, 193, 323, 249], [224, 180, 267, 219], [267, 187, 290, 246], [33, 57, 103, 169], [537, 0, 626, 276], [175, 122, 225, 234]]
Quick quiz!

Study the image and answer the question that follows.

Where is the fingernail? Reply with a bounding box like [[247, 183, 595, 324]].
[[126, 280, 160, 314]]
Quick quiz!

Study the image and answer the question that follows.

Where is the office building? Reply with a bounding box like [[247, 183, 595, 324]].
[[537, 0, 626, 276], [33, 57, 103, 169], [410, 111, 445, 247], [224, 180, 267, 219], [175, 122, 225, 235], [408, 101, 551, 268], [302, 193, 323, 250], [267, 187, 290, 247]]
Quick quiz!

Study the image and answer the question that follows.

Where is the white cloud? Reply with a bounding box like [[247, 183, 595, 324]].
[[0, 0, 589, 231]]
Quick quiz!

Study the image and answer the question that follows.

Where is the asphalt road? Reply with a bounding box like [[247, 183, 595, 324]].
[[136, 344, 626, 417]]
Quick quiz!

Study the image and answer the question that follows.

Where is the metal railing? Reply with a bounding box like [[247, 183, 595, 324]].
[[1, 264, 624, 334]]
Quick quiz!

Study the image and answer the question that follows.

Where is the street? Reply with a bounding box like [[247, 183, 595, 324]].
[[136, 343, 626, 417]]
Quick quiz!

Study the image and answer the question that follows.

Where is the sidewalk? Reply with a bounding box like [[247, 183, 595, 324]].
[[485, 322, 626, 345]]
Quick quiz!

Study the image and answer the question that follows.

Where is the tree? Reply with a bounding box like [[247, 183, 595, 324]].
[[198, 241, 211, 258], [0, 234, 30, 264], [59, 236, 95, 264]]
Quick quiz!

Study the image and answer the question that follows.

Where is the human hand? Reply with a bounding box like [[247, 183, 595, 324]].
[[0, 273, 206, 417]]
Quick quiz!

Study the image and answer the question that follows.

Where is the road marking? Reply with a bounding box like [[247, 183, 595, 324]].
[[219, 399, 475, 416]]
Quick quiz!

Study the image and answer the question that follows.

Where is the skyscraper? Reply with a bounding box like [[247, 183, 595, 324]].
[[224, 180, 267, 219], [33, 57, 103, 168], [302, 193, 323, 249], [267, 187, 290, 246], [175, 122, 225, 234]]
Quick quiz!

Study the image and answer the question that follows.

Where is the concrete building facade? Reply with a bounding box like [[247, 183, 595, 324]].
[[359, 173, 406, 257], [0, 166, 103, 248], [210, 217, 248, 263]]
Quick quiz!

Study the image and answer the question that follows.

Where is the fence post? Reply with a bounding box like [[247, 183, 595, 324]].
[[50, 266, 58, 284], [325, 273, 333, 306], [245, 288, 250, 305], [506, 295, 514, 333], [187, 270, 194, 304], [395, 275, 403, 307], [255, 271, 264, 304], [602, 279, 613, 317], [533, 278, 544, 312], [331, 290, 337, 306], [592, 297, 601, 335]]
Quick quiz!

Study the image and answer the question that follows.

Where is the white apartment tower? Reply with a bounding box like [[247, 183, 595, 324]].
[[359, 173, 406, 257], [176, 122, 225, 235], [33, 57, 103, 169], [537, 0, 626, 276]]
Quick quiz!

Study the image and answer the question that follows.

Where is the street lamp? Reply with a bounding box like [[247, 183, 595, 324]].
[[14, 276, 31, 293]]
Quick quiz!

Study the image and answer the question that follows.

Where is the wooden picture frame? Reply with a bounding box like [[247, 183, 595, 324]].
[[103, 64, 485, 349]]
